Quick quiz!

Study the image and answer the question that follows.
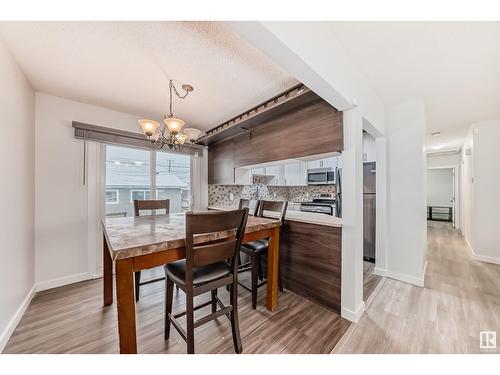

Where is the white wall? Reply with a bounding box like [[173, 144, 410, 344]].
[[0, 38, 35, 351], [427, 169, 454, 206], [34, 93, 143, 289], [386, 99, 427, 286], [463, 119, 500, 264], [341, 108, 364, 321]]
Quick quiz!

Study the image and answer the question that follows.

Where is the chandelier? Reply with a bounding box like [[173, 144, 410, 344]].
[[138, 79, 202, 152]]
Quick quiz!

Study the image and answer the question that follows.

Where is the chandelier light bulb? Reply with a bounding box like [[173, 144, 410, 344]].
[[164, 117, 185, 134], [138, 119, 160, 137]]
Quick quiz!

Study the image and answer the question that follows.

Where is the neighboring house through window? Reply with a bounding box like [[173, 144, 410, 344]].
[[105, 145, 191, 217], [130, 189, 151, 202], [105, 189, 119, 204]]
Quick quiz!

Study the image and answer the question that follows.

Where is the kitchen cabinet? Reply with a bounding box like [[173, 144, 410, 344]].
[[307, 156, 339, 170], [281, 220, 342, 313], [207, 101, 343, 184], [266, 165, 285, 186], [234, 167, 252, 185], [284, 162, 307, 186]]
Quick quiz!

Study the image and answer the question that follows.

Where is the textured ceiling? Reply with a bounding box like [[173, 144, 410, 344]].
[[0, 21, 298, 131], [329, 22, 500, 151]]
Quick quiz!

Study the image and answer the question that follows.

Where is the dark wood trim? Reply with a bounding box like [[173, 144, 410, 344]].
[[198, 84, 325, 146], [208, 101, 343, 184]]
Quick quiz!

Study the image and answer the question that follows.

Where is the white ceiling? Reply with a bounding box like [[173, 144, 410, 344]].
[[0, 21, 298, 131], [2, 22, 498, 150], [329, 22, 500, 151]]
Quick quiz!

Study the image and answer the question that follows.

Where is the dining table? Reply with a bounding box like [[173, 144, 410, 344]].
[[102, 212, 282, 354]]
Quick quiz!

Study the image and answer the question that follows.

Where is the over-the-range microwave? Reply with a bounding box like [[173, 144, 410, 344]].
[[307, 168, 335, 185]]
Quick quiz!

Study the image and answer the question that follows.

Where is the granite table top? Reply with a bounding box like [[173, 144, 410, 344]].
[[103, 212, 280, 261]]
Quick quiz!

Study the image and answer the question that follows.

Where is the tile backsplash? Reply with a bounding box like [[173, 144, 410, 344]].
[[208, 176, 335, 207]]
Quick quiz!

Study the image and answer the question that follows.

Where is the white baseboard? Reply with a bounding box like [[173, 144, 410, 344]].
[[385, 270, 425, 287], [465, 238, 500, 265], [0, 285, 36, 353], [341, 301, 365, 323], [35, 272, 90, 292], [472, 254, 500, 265], [373, 267, 388, 277]]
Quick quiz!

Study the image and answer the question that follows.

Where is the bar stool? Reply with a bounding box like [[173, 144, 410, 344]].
[[164, 209, 249, 354], [238, 200, 287, 309], [133, 199, 169, 301]]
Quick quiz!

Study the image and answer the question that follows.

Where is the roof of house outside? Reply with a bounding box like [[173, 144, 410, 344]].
[[107, 170, 187, 188]]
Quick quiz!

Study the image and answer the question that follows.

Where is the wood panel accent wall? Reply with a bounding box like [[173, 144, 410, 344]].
[[280, 220, 342, 313], [208, 101, 343, 185]]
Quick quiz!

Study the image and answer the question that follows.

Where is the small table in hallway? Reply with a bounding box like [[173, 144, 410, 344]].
[[102, 212, 282, 354]]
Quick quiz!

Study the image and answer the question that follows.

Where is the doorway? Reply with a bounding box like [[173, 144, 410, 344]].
[[362, 130, 382, 301], [426, 167, 456, 228]]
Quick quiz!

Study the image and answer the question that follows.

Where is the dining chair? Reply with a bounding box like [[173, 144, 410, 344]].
[[164, 208, 249, 354], [238, 198, 260, 216], [133, 199, 170, 301], [238, 200, 287, 309]]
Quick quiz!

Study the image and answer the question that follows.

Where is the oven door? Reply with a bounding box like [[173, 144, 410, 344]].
[[307, 171, 327, 185]]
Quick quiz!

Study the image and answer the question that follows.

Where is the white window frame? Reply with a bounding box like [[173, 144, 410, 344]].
[[105, 189, 119, 204], [130, 189, 150, 203]]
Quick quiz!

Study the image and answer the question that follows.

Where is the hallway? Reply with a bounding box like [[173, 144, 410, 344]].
[[337, 221, 500, 353]]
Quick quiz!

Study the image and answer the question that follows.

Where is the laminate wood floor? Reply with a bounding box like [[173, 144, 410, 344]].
[[363, 261, 382, 301], [339, 221, 500, 354], [3, 270, 350, 354]]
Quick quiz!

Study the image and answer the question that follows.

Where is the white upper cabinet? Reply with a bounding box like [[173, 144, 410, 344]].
[[307, 156, 339, 170], [266, 165, 285, 186], [284, 162, 307, 186], [234, 167, 252, 185]]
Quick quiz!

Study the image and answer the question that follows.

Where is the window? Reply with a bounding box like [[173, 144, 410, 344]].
[[105, 145, 191, 217], [156, 151, 191, 212], [130, 189, 151, 202], [105, 145, 151, 217], [105, 189, 119, 204]]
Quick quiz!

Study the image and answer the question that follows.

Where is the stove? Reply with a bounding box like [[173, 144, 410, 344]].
[[300, 198, 336, 216]]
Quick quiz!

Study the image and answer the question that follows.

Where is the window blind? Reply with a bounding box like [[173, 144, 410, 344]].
[[72, 121, 205, 157]]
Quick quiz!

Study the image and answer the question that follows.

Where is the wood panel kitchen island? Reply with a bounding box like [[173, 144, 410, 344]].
[[281, 220, 342, 313]]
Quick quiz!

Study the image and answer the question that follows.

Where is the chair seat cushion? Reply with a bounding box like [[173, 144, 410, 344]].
[[241, 239, 269, 254], [165, 260, 231, 286]]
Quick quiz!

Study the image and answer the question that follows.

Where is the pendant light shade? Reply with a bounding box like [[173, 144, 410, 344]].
[[138, 119, 160, 137], [183, 128, 202, 143], [164, 117, 185, 134]]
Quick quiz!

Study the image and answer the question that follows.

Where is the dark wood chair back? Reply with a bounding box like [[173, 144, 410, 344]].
[[238, 199, 259, 216], [185, 209, 248, 280], [256, 200, 288, 222], [133, 199, 170, 216]]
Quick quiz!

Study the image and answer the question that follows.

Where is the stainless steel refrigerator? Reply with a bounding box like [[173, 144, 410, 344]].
[[363, 162, 376, 262]]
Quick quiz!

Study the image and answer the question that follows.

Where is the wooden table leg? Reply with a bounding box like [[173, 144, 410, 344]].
[[103, 234, 113, 306], [116, 258, 137, 354], [266, 226, 280, 312]]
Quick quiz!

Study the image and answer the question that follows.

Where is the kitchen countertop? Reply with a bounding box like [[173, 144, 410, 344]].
[[207, 206, 342, 227]]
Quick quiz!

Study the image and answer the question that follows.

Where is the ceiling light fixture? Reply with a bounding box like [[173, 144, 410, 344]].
[[138, 79, 201, 152]]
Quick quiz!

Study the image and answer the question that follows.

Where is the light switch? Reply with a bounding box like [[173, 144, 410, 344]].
[[229, 192, 234, 201]]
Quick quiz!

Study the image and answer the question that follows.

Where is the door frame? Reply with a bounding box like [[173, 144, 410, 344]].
[[427, 166, 459, 229]]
